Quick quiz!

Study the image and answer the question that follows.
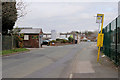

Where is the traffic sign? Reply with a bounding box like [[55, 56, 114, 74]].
[[39, 35, 43, 38]]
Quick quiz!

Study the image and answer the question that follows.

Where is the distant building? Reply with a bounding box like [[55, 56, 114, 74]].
[[19, 28, 43, 48], [56, 32, 60, 39], [80, 34, 88, 41], [87, 34, 97, 42], [80, 33, 97, 42], [51, 30, 57, 40], [18, 27, 32, 29], [118, 1, 120, 16]]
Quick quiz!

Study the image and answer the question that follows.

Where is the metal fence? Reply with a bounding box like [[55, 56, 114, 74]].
[[103, 15, 120, 66], [2, 35, 17, 50]]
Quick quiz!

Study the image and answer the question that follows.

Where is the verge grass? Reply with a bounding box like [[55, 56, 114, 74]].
[[2, 48, 29, 56]]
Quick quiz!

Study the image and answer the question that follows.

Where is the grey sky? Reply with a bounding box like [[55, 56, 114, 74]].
[[15, 2, 118, 33]]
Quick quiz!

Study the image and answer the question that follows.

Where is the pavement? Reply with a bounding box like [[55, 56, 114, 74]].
[[70, 43, 118, 78], [2, 42, 118, 79]]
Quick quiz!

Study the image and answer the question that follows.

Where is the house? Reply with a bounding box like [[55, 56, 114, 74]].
[[80, 33, 97, 42], [80, 34, 88, 41], [80, 36, 88, 41], [19, 28, 43, 48], [87, 34, 97, 42]]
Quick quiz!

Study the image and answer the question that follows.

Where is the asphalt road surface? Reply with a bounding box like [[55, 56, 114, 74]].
[[2, 42, 118, 78]]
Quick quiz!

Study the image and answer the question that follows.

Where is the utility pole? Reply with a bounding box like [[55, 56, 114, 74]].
[[39, 34, 43, 48], [73, 32, 75, 44]]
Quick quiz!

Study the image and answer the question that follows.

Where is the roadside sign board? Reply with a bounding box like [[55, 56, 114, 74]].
[[96, 14, 103, 23], [39, 35, 43, 38], [97, 33, 104, 47], [39, 34, 43, 48], [96, 14, 104, 62]]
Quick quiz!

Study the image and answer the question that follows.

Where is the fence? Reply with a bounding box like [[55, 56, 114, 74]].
[[103, 15, 120, 66], [0, 34, 2, 52], [2, 35, 18, 50]]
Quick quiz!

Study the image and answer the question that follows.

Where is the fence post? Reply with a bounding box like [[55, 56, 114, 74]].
[[109, 23, 112, 60], [11, 33, 13, 49], [115, 18, 118, 65]]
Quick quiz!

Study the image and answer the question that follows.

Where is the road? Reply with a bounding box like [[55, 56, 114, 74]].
[[2, 42, 118, 78]]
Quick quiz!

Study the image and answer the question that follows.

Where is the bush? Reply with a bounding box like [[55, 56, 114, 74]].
[[68, 37, 74, 43], [50, 40, 56, 43], [56, 38, 68, 43], [62, 39, 68, 43], [56, 38, 61, 41]]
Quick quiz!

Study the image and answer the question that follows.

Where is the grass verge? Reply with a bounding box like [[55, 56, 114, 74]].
[[2, 48, 29, 56]]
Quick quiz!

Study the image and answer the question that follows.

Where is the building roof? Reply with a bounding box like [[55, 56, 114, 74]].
[[19, 28, 42, 34]]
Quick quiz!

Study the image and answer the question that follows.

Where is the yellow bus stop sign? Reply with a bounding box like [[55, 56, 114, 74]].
[[97, 33, 104, 47], [96, 14, 104, 62], [96, 14, 104, 23]]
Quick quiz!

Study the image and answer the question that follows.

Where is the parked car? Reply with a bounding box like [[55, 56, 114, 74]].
[[42, 40, 50, 46], [87, 40, 91, 42]]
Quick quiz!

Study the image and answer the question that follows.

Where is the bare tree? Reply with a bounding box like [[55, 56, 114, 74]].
[[16, 0, 27, 18]]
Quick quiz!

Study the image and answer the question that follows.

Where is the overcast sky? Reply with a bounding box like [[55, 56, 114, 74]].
[[15, 1, 119, 33]]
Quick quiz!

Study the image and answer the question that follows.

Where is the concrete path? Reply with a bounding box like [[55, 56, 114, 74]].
[[70, 43, 118, 78]]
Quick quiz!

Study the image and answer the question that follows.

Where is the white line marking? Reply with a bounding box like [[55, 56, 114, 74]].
[[69, 73, 73, 78]]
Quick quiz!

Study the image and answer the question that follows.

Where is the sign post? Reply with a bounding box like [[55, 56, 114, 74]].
[[96, 14, 104, 62], [39, 34, 43, 48]]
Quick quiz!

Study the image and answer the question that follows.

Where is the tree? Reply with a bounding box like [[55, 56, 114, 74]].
[[2, 2, 17, 35], [16, 1, 27, 18], [68, 35, 74, 43], [83, 31, 94, 36], [2, 0, 26, 35]]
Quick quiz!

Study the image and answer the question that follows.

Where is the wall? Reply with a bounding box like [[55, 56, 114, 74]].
[[2, 35, 17, 50], [23, 34, 39, 48]]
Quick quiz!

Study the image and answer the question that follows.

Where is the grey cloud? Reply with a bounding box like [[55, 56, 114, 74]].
[[15, 2, 118, 32]]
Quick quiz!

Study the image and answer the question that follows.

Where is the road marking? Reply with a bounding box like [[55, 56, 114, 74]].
[[69, 73, 73, 78]]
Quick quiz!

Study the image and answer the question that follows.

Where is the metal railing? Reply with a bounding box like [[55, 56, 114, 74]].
[[103, 15, 120, 66]]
